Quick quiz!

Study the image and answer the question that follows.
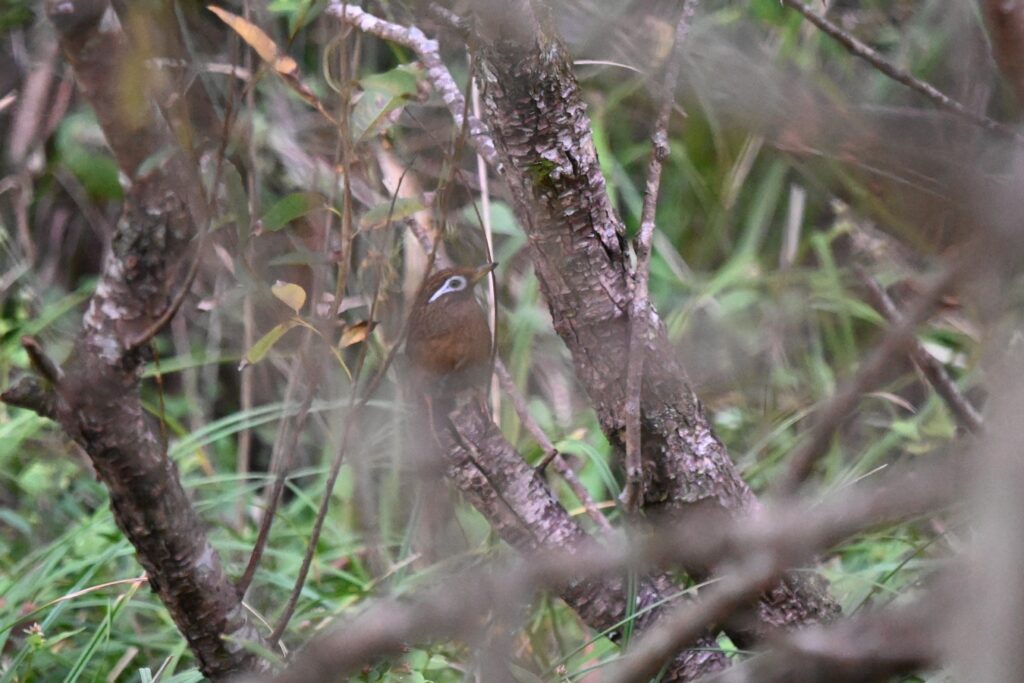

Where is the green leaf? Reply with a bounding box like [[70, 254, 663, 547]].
[[351, 89, 405, 142], [268, 250, 331, 267], [350, 66, 421, 141], [222, 160, 251, 242], [359, 197, 426, 230], [360, 64, 421, 97], [54, 112, 123, 201], [260, 191, 324, 232], [239, 320, 297, 369]]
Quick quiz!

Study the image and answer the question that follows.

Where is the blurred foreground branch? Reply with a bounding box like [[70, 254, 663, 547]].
[[248, 452, 960, 682]]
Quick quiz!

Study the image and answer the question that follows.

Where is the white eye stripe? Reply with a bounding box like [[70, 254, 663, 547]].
[[428, 275, 468, 303]]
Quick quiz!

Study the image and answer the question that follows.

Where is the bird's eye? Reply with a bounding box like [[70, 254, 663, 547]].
[[428, 275, 468, 303]]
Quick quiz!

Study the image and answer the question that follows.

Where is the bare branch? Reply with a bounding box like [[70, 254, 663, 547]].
[[779, 0, 1019, 138], [609, 459, 960, 682], [713, 585, 951, 683], [622, 0, 697, 512], [855, 267, 983, 434], [774, 262, 961, 495]]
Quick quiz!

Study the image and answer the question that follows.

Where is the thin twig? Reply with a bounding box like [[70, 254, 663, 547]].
[[780, 0, 1020, 139], [269, 140, 443, 644], [855, 267, 983, 434], [237, 10, 259, 529], [21, 335, 64, 385], [471, 74, 500, 417], [236, 361, 317, 597], [268, 7, 362, 641], [237, 292, 255, 528], [774, 261, 962, 495], [621, 0, 696, 512], [238, 5, 336, 572], [494, 359, 613, 532]]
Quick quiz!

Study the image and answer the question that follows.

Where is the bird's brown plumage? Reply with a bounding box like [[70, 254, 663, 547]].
[[406, 264, 495, 396]]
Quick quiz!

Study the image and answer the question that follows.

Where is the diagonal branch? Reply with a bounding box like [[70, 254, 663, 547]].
[[622, 0, 697, 512], [774, 262, 961, 495], [854, 267, 983, 435], [779, 0, 1019, 138]]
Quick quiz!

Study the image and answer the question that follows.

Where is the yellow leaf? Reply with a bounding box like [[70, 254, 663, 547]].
[[339, 320, 377, 349], [272, 281, 307, 313], [208, 5, 297, 76]]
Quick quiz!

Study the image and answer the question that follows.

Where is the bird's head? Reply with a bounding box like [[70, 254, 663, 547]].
[[416, 263, 497, 310]]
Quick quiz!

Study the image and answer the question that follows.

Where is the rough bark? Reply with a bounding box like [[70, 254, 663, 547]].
[[469, 0, 839, 634], [443, 399, 729, 681], [1, 0, 269, 677]]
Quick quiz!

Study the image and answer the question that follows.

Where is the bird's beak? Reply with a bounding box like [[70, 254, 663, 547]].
[[470, 262, 498, 284]]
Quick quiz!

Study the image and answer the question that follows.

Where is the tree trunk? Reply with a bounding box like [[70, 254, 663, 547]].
[[469, 0, 839, 636]]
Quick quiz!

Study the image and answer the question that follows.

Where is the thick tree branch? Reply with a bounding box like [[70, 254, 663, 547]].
[[0, 0, 270, 677], [441, 398, 728, 681]]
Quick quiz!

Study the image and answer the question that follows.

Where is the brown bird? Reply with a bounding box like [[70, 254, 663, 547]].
[[403, 263, 495, 564], [406, 263, 496, 397]]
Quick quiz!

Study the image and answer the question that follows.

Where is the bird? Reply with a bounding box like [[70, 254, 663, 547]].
[[405, 263, 496, 401], [402, 263, 496, 564]]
